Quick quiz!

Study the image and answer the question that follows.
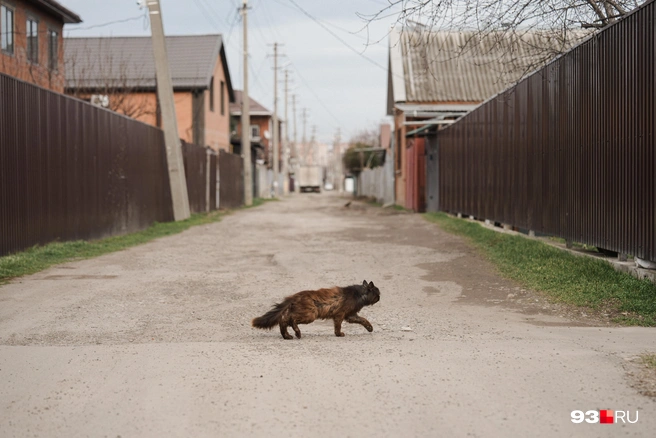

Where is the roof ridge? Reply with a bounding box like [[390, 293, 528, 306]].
[[65, 34, 224, 90], [65, 34, 223, 40]]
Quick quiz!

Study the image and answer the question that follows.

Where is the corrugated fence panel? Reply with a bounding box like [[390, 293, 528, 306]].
[[436, 0, 656, 259], [0, 73, 174, 256], [218, 150, 244, 209], [182, 141, 209, 214], [209, 153, 217, 211]]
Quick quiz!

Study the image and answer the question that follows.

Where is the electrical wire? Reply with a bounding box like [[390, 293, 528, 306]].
[[286, 59, 343, 129], [192, 0, 223, 30], [65, 14, 145, 31], [269, 0, 369, 41], [224, 8, 241, 47], [285, 0, 389, 73]]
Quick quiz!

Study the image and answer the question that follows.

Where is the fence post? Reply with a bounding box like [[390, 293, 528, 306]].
[[215, 151, 224, 210], [206, 148, 211, 213]]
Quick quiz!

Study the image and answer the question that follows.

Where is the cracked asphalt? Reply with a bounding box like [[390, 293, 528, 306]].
[[1, 193, 654, 437]]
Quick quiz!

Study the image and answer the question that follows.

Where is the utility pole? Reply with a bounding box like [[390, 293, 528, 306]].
[[240, 0, 253, 206], [310, 125, 317, 166], [334, 128, 342, 192], [282, 69, 289, 195], [291, 94, 298, 191], [272, 42, 279, 197], [145, 0, 189, 220], [292, 95, 297, 158], [301, 107, 308, 165]]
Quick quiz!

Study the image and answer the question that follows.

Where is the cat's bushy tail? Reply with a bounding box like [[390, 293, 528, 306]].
[[252, 301, 289, 329]]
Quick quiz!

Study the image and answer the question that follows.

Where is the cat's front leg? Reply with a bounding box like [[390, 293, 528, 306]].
[[346, 315, 373, 332], [333, 318, 345, 337]]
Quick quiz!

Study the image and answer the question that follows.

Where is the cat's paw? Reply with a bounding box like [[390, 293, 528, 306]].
[[282, 333, 293, 340], [365, 325, 373, 332], [335, 332, 345, 337]]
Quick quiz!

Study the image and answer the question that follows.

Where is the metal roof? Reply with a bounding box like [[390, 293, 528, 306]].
[[28, 0, 82, 23], [395, 102, 477, 113], [229, 90, 272, 116], [388, 28, 586, 106], [64, 35, 229, 91]]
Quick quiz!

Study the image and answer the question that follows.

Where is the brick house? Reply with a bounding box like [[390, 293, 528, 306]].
[[230, 90, 281, 166], [64, 34, 234, 152], [0, 0, 81, 92]]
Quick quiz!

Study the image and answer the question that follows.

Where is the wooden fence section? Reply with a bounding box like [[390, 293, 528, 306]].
[[436, 1, 655, 259], [0, 73, 173, 256]]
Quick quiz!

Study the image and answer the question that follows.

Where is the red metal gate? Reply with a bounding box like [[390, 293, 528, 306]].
[[405, 136, 426, 212]]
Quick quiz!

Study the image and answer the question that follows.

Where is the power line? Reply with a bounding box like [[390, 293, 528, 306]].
[[192, 0, 222, 30], [260, 0, 286, 43], [249, 59, 270, 102], [65, 14, 146, 32], [251, 0, 348, 133], [197, 0, 229, 27], [285, 0, 388, 73], [269, 0, 369, 41], [224, 8, 241, 46], [287, 59, 343, 129]]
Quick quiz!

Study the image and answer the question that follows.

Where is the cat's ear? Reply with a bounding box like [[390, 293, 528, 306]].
[[362, 280, 368, 287], [369, 281, 375, 288]]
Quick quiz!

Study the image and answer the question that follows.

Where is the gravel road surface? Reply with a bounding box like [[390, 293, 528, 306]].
[[1, 193, 654, 437]]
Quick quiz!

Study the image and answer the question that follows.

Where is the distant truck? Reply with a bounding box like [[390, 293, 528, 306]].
[[297, 166, 322, 193]]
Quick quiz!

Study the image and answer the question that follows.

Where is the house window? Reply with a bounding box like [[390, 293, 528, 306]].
[[209, 77, 214, 112], [0, 4, 14, 54], [26, 18, 38, 63], [220, 81, 225, 115], [48, 29, 58, 70], [251, 125, 260, 139]]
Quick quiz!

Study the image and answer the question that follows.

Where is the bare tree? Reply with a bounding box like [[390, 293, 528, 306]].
[[366, 1, 642, 32], [363, 0, 645, 83], [342, 127, 385, 175], [64, 38, 157, 121], [349, 127, 381, 149]]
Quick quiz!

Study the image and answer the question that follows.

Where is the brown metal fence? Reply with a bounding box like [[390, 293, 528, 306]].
[[0, 73, 173, 256], [209, 153, 217, 211], [437, 0, 655, 259], [218, 149, 244, 209], [182, 140, 210, 214]]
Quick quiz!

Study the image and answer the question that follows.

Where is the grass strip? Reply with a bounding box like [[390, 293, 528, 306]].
[[0, 198, 274, 284], [423, 212, 656, 326], [642, 354, 656, 369]]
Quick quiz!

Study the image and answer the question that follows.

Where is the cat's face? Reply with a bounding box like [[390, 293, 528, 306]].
[[362, 280, 380, 304]]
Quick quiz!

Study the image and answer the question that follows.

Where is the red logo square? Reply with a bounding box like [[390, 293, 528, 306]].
[[600, 410, 614, 424]]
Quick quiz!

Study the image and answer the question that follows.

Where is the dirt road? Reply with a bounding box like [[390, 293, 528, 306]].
[[1, 193, 654, 437]]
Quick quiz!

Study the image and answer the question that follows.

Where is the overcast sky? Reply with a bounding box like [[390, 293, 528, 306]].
[[59, 0, 400, 144]]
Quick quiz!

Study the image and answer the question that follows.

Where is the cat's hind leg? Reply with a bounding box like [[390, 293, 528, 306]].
[[279, 322, 293, 340], [346, 315, 373, 332], [290, 320, 302, 339]]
